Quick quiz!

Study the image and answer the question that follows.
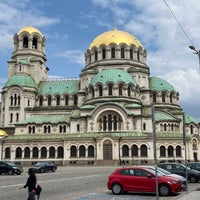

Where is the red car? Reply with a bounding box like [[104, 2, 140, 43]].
[[107, 166, 183, 196]]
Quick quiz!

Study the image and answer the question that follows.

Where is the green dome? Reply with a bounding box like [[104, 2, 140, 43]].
[[90, 69, 137, 86], [5, 74, 37, 89], [185, 113, 198, 124], [150, 77, 176, 92]]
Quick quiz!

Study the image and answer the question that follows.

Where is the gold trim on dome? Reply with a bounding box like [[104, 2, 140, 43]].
[[18, 25, 43, 36], [89, 29, 143, 49], [0, 129, 8, 137]]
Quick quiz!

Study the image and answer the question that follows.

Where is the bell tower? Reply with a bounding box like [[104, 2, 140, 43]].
[[8, 25, 48, 84]]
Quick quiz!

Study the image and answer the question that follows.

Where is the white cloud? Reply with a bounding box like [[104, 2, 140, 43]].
[[56, 50, 84, 65]]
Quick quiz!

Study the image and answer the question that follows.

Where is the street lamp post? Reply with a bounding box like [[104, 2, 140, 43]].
[[189, 45, 200, 72]]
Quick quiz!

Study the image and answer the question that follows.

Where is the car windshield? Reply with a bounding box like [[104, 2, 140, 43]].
[[6, 162, 16, 166], [35, 162, 46, 167], [146, 166, 171, 175], [146, 168, 163, 176]]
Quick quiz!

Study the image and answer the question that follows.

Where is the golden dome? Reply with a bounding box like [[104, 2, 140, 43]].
[[18, 25, 43, 36], [89, 28, 143, 49], [0, 129, 8, 137]]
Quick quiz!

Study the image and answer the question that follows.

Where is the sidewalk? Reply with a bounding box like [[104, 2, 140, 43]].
[[174, 186, 200, 200]]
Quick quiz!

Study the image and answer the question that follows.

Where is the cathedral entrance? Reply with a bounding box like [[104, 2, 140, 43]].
[[103, 140, 113, 160]]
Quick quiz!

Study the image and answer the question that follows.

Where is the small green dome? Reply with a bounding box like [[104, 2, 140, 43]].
[[150, 77, 176, 92], [90, 69, 137, 86], [185, 113, 198, 124], [5, 74, 37, 89]]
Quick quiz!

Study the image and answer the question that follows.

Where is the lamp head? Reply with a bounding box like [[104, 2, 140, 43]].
[[189, 45, 196, 50]]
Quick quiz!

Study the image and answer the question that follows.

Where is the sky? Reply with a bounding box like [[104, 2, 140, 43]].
[[0, 0, 200, 122]]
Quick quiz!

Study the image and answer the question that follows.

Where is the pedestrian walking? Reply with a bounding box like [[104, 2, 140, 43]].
[[19, 168, 37, 200]]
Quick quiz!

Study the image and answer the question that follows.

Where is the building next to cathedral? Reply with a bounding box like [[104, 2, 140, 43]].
[[0, 25, 199, 166]]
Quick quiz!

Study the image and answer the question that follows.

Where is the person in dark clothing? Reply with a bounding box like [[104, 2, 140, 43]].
[[20, 168, 37, 200]]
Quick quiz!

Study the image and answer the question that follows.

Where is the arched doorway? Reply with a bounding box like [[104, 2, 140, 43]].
[[103, 140, 112, 160]]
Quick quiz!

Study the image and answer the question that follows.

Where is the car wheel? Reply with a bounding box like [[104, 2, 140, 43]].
[[52, 167, 56, 172], [159, 184, 170, 196], [189, 176, 197, 183], [8, 170, 13, 175], [40, 169, 44, 173], [16, 171, 21, 175], [112, 183, 123, 195]]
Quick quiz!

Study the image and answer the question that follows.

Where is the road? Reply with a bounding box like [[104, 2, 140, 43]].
[[0, 166, 199, 200]]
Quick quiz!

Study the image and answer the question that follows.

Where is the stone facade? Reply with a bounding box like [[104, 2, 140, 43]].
[[0, 25, 199, 166]]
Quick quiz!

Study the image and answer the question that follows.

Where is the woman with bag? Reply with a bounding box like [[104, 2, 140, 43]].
[[20, 168, 37, 200]]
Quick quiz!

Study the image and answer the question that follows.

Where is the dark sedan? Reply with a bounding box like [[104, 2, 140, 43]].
[[0, 161, 23, 175], [29, 161, 57, 173], [158, 162, 200, 183]]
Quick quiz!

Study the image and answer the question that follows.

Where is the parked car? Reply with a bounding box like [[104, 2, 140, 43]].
[[187, 162, 200, 171], [158, 162, 200, 183], [0, 161, 23, 175], [107, 166, 183, 196], [144, 166, 186, 190], [29, 161, 57, 173]]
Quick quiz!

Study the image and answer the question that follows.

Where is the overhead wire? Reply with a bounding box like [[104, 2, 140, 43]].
[[162, 0, 196, 46]]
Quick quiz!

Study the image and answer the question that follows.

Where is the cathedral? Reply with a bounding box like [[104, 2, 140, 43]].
[[0, 25, 199, 166]]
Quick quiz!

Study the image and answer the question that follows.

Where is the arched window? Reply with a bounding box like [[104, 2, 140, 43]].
[[122, 145, 129, 157], [18, 96, 20, 105], [79, 145, 86, 157], [128, 86, 131, 96], [160, 146, 166, 157], [70, 146, 77, 157], [56, 96, 60, 106], [15, 147, 22, 159], [190, 125, 194, 134], [95, 50, 98, 61], [121, 48, 125, 58], [41, 147, 47, 158], [47, 96, 51, 106], [49, 146, 55, 158], [143, 123, 146, 130], [73, 94, 78, 106], [137, 51, 140, 61], [131, 145, 138, 157], [102, 48, 106, 59], [108, 84, 113, 96], [140, 144, 147, 157], [103, 116, 107, 131], [24, 147, 30, 158], [10, 96, 13, 106], [164, 124, 167, 131], [111, 48, 115, 58], [57, 146, 64, 158], [162, 93, 165, 103], [99, 85, 103, 96], [108, 114, 112, 131], [32, 37, 37, 49], [176, 146, 181, 157], [130, 48, 133, 59], [33, 147, 39, 158], [39, 96, 43, 106], [153, 93, 157, 103], [88, 145, 94, 157], [44, 125, 51, 133], [170, 93, 173, 103], [91, 87, 94, 98], [65, 95, 69, 105], [113, 116, 117, 131], [5, 147, 11, 159], [119, 85, 123, 96], [168, 146, 174, 157], [23, 36, 28, 48]]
